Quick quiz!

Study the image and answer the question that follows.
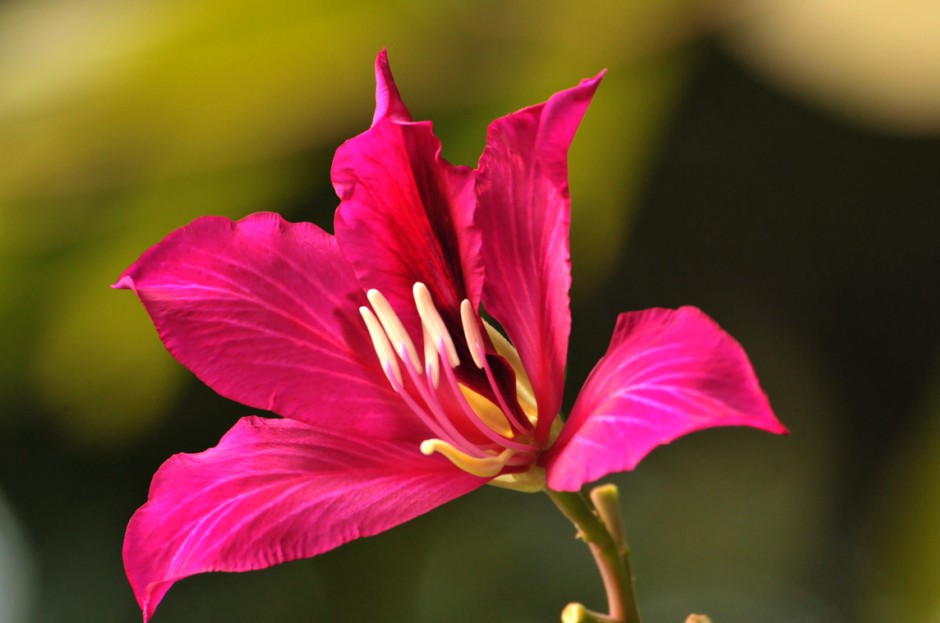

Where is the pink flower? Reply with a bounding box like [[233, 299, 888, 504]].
[[116, 51, 786, 621]]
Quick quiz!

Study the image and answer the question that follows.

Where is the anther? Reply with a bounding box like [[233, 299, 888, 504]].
[[359, 306, 403, 387], [366, 289, 421, 371], [420, 439, 515, 478], [413, 283, 460, 368], [460, 299, 486, 369], [421, 324, 441, 387]]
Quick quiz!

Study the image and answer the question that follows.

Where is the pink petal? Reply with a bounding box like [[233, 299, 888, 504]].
[[114, 212, 420, 442], [476, 72, 604, 445], [126, 416, 485, 621], [372, 49, 412, 125], [332, 60, 482, 344], [545, 307, 787, 491]]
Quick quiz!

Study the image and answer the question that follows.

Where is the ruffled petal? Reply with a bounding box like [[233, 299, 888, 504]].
[[476, 72, 603, 444], [114, 212, 420, 441], [126, 416, 485, 621], [545, 307, 786, 491], [332, 55, 482, 344]]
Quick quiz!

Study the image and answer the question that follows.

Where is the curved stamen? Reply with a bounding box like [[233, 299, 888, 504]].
[[460, 301, 531, 434], [367, 289, 421, 372], [435, 336, 537, 453], [478, 349, 532, 434], [361, 283, 539, 466], [460, 299, 486, 369], [359, 306, 402, 386], [421, 440, 515, 478], [397, 342, 490, 457], [364, 298, 482, 456], [483, 320, 538, 421], [414, 282, 460, 368], [458, 384, 513, 437], [421, 324, 441, 388]]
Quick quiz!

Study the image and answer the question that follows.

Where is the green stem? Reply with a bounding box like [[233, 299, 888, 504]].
[[590, 485, 640, 623], [546, 486, 641, 623]]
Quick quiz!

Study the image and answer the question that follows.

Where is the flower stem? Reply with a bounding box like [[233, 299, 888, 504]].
[[546, 485, 641, 623]]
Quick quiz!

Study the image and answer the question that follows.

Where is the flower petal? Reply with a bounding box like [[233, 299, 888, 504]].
[[372, 49, 412, 125], [332, 56, 482, 343], [114, 212, 420, 441], [126, 416, 485, 621], [476, 72, 603, 444], [545, 307, 787, 491]]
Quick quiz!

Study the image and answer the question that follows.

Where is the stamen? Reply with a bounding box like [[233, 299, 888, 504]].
[[386, 358, 477, 453], [459, 385, 514, 437], [459, 300, 530, 433], [397, 341, 484, 455], [366, 289, 421, 372], [422, 324, 440, 388], [460, 299, 486, 368], [413, 282, 460, 368], [478, 354, 530, 435], [483, 320, 538, 425], [359, 306, 402, 387], [420, 439, 515, 478], [434, 342, 537, 452]]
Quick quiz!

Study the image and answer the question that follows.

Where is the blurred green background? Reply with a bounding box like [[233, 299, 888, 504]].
[[1, 1, 939, 621]]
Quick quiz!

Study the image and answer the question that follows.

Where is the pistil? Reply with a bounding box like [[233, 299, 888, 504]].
[[419, 440, 515, 478]]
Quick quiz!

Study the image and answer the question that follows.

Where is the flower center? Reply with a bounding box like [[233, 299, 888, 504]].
[[359, 283, 541, 482]]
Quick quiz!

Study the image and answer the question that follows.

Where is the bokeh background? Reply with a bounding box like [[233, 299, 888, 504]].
[[1, 1, 939, 621]]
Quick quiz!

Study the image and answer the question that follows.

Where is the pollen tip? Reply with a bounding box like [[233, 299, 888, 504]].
[[367, 287, 420, 371], [360, 305, 403, 387], [426, 360, 440, 388], [460, 299, 485, 369], [414, 281, 459, 368]]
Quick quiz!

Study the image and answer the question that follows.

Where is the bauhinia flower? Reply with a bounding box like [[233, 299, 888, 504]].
[[116, 50, 786, 621]]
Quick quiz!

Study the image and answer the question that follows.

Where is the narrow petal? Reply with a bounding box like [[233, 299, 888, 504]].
[[114, 212, 420, 441], [332, 60, 482, 344], [476, 72, 604, 444], [126, 416, 485, 621], [545, 307, 787, 491], [372, 49, 412, 125]]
